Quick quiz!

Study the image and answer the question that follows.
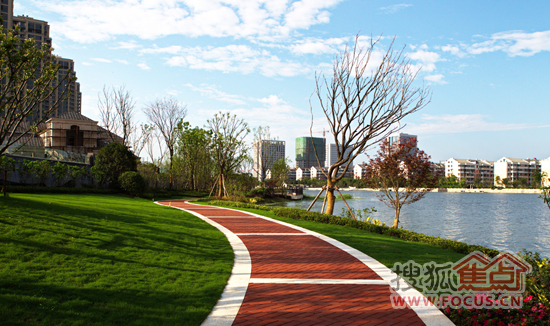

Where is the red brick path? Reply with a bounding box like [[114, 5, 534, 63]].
[[159, 200, 427, 326]]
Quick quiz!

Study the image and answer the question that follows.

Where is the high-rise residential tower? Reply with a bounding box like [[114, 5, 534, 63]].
[[252, 140, 285, 180], [325, 143, 354, 168], [3, 0, 81, 120]]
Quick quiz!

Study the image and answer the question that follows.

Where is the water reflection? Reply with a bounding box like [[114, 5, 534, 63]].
[[279, 190, 549, 258]]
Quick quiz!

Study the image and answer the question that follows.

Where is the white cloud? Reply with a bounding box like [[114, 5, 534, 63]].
[[230, 95, 313, 139], [424, 74, 447, 85], [185, 83, 247, 105], [441, 44, 466, 58], [406, 114, 548, 135], [408, 49, 440, 72], [111, 41, 142, 50], [36, 0, 343, 43], [443, 30, 550, 58], [289, 37, 348, 55], [380, 4, 412, 14], [491, 30, 550, 56], [82, 62, 93, 66], [115, 59, 129, 64], [91, 57, 112, 63], [156, 44, 310, 77], [138, 62, 151, 70]]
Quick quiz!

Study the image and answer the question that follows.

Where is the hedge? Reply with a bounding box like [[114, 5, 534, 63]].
[[205, 200, 500, 258]]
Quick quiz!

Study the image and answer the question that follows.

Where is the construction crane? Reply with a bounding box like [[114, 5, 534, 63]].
[[306, 128, 326, 138]]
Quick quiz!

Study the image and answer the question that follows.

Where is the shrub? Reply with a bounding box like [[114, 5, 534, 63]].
[[207, 200, 273, 211], [119, 171, 147, 197], [519, 249, 550, 306], [93, 143, 138, 189], [269, 207, 499, 257]]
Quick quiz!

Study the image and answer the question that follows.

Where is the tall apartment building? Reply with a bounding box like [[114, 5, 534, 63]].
[[252, 139, 285, 180], [296, 137, 325, 169], [445, 158, 495, 185], [4, 0, 81, 120], [494, 157, 540, 186], [325, 143, 354, 168], [387, 132, 417, 149]]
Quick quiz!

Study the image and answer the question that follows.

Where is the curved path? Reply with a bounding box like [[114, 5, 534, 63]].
[[158, 200, 454, 326]]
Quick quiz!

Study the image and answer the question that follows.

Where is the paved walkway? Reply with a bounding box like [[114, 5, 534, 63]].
[[158, 200, 453, 326]]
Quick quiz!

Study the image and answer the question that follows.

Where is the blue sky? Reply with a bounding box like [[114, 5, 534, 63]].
[[16, 0, 550, 164]]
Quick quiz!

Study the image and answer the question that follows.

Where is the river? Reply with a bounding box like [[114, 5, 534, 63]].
[[276, 190, 550, 258]]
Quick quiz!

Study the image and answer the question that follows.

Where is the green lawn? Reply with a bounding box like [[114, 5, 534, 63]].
[[0, 194, 233, 326], [1, 194, 467, 326], [202, 205, 466, 267]]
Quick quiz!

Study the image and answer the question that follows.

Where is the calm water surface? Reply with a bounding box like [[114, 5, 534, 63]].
[[278, 190, 550, 258]]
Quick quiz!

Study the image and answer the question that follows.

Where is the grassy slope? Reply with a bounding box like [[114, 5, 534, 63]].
[[203, 205, 466, 267], [0, 194, 233, 326]]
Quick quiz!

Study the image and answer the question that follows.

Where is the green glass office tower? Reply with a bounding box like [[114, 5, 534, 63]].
[[295, 137, 325, 169]]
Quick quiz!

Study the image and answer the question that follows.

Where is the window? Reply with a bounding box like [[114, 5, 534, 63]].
[[66, 125, 84, 146]]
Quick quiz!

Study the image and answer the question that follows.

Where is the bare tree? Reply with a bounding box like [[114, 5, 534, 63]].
[[98, 85, 136, 147], [208, 112, 250, 198], [251, 126, 281, 186], [143, 97, 187, 189], [129, 123, 154, 159], [310, 35, 430, 215]]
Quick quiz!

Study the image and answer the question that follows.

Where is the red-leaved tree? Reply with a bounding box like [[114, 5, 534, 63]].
[[364, 138, 435, 228]]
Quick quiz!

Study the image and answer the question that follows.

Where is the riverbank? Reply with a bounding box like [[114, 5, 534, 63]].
[[306, 187, 542, 194]]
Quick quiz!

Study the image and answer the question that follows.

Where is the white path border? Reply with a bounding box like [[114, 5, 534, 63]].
[[158, 201, 454, 326], [155, 202, 251, 326]]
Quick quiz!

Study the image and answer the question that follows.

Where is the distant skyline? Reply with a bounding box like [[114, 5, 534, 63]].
[[17, 0, 550, 164]]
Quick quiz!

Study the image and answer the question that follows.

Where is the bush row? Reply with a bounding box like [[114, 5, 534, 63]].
[[206, 200, 273, 211], [207, 200, 499, 257]]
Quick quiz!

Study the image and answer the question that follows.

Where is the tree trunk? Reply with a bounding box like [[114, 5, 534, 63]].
[[168, 149, 174, 189], [324, 179, 336, 215], [217, 174, 223, 197], [392, 204, 401, 228]]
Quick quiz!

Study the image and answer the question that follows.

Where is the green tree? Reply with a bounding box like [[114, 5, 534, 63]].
[[207, 112, 250, 198], [52, 161, 69, 186], [532, 170, 543, 188], [28, 160, 51, 186], [0, 24, 75, 157], [271, 158, 290, 196], [92, 143, 137, 189], [68, 165, 86, 187], [0, 155, 16, 196], [174, 121, 213, 191]]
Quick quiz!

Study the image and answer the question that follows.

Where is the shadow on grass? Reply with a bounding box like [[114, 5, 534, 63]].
[[0, 195, 229, 259], [0, 280, 215, 326]]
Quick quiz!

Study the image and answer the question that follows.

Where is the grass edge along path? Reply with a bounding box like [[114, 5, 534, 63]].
[[200, 200, 467, 270], [0, 193, 233, 326]]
